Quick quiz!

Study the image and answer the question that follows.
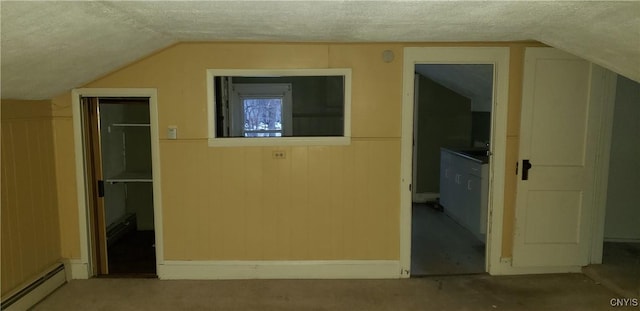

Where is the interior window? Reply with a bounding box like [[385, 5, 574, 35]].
[[207, 69, 351, 147]]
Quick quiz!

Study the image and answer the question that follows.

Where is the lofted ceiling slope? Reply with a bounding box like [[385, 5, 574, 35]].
[[1, 1, 639, 100]]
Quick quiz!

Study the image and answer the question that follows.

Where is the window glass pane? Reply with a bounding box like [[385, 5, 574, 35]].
[[243, 98, 282, 137]]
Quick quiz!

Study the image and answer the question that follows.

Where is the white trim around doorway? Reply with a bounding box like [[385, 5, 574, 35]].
[[400, 47, 510, 277], [587, 67, 618, 264], [71, 88, 164, 279]]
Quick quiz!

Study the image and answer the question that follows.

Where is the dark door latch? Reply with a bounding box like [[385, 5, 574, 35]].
[[522, 159, 532, 181], [98, 180, 105, 197]]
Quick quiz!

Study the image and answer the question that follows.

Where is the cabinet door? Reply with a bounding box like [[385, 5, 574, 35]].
[[448, 155, 464, 222], [439, 150, 452, 207], [465, 174, 482, 238]]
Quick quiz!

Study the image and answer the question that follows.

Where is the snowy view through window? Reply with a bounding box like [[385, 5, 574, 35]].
[[243, 98, 283, 137]]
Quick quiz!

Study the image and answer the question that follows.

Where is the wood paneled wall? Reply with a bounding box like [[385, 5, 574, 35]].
[[160, 139, 399, 260], [1, 100, 61, 297], [51, 92, 81, 260], [52, 43, 405, 261], [50, 42, 543, 263]]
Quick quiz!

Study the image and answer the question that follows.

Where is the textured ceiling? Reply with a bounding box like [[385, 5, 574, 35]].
[[416, 64, 494, 111], [1, 1, 639, 100]]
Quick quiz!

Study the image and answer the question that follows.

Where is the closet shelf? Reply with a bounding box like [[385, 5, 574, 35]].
[[105, 171, 152, 183]]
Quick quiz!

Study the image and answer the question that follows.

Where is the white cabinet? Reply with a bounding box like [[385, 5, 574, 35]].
[[439, 148, 488, 242], [439, 151, 454, 208]]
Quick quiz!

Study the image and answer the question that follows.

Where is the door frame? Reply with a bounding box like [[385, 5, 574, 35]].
[[587, 67, 618, 264], [400, 47, 510, 277], [80, 97, 109, 274], [71, 88, 163, 278]]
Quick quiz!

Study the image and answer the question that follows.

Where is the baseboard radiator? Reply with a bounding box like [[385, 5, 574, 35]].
[[1, 263, 66, 310]]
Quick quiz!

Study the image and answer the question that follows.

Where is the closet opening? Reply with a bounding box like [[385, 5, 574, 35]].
[[81, 96, 156, 277], [584, 75, 640, 297]]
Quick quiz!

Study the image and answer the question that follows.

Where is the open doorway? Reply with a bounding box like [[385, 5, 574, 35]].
[[400, 47, 510, 277], [81, 97, 156, 277], [585, 75, 640, 296], [410, 64, 493, 276]]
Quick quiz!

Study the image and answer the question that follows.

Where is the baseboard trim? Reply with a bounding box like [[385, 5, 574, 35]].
[[1, 263, 66, 311], [158, 260, 400, 280], [489, 259, 582, 275], [64, 259, 90, 279]]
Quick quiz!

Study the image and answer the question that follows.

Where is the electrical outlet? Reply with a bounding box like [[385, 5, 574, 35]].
[[272, 151, 286, 159]]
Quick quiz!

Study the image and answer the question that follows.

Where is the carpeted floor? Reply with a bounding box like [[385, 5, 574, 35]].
[[583, 242, 640, 298], [33, 274, 626, 310]]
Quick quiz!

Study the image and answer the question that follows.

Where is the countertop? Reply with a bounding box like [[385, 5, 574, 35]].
[[441, 147, 490, 164]]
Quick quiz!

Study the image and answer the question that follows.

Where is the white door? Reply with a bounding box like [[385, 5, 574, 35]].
[[513, 47, 602, 267]]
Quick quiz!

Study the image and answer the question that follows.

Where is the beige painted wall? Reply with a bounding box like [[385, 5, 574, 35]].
[[1, 100, 62, 296], [51, 42, 541, 263]]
